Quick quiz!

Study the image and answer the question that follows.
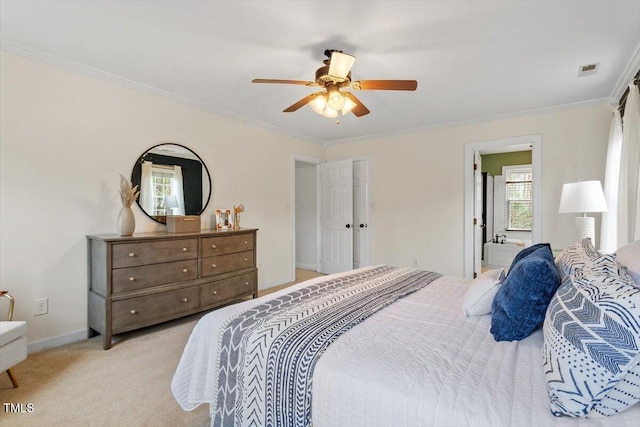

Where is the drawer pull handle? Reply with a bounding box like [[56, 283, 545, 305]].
[[212, 264, 217, 268], [129, 252, 135, 257], [182, 298, 188, 302], [130, 309, 137, 315], [129, 277, 135, 281], [212, 290, 218, 295], [182, 247, 187, 252], [211, 244, 216, 249], [244, 258, 249, 262], [182, 268, 188, 273], [245, 282, 249, 286], [244, 241, 248, 244]]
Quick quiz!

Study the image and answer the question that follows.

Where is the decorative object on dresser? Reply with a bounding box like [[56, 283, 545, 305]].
[[215, 209, 232, 229], [166, 215, 201, 233], [117, 173, 140, 236], [233, 204, 245, 231], [87, 228, 258, 349]]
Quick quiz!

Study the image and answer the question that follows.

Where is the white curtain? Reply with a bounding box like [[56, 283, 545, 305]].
[[619, 83, 640, 245], [600, 111, 623, 253], [172, 165, 186, 215], [601, 83, 640, 251], [140, 161, 154, 214]]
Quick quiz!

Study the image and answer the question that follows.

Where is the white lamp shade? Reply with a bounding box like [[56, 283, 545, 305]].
[[161, 194, 179, 208], [328, 52, 355, 80], [558, 180, 608, 213]]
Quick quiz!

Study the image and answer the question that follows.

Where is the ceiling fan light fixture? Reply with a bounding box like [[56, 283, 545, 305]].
[[328, 51, 356, 80], [341, 96, 357, 115], [309, 94, 328, 115], [327, 89, 346, 111], [322, 106, 338, 118]]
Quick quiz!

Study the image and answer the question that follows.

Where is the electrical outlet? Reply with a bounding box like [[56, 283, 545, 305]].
[[34, 298, 48, 316]]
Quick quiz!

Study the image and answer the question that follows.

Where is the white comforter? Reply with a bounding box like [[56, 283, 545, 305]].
[[172, 268, 640, 427]]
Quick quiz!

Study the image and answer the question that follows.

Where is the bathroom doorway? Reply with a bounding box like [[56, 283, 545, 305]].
[[463, 135, 542, 279]]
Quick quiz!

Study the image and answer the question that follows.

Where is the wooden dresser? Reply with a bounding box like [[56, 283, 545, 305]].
[[87, 228, 257, 349]]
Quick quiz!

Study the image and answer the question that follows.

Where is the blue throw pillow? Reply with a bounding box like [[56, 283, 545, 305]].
[[491, 245, 560, 341], [507, 242, 552, 275]]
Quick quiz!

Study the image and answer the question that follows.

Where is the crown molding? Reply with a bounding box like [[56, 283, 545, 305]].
[[326, 97, 611, 145], [610, 41, 640, 101], [0, 41, 324, 145]]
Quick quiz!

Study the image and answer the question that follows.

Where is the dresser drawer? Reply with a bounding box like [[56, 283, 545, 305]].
[[112, 259, 198, 293], [112, 286, 199, 331], [112, 238, 198, 268], [201, 251, 255, 277], [201, 234, 254, 257], [202, 272, 256, 306]]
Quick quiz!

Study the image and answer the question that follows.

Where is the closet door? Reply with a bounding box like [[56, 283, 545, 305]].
[[353, 159, 370, 269], [318, 160, 354, 274]]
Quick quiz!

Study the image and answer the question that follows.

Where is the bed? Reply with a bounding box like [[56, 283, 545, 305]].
[[172, 253, 640, 427]]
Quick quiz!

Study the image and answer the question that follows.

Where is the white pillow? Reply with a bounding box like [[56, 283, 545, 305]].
[[616, 240, 640, 285], [463, 268, 504, 316]]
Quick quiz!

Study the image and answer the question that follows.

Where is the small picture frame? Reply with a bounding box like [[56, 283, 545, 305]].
[[215, 209, 233, 229]]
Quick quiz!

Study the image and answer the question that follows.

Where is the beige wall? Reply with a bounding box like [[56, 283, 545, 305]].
[[325, 104, 612, 276], [0, 52, 324, 350]]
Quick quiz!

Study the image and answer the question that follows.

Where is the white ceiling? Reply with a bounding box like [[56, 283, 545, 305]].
[[1, 1, 639, 145]]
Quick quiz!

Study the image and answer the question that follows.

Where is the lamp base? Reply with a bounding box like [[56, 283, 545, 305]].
[[575, 216, 595, 246]]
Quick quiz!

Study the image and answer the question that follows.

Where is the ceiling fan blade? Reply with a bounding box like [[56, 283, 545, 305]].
[[343, 92, 370, 117], [328, 51, 356, 80], [353, 80, 418, 91], [252, 79, 317, 86], [283, 91, 325, 112]]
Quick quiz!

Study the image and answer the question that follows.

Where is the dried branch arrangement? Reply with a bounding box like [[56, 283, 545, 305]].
[[119, 173, 140, 207]]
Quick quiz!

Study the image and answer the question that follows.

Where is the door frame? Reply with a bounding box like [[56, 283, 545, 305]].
[[463, 134, 542, 279], [291, 153, 323, 283]]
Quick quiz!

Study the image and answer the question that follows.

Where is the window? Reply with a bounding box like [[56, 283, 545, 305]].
[[151, 167, 175, 215], [503, 165, 532, 231]]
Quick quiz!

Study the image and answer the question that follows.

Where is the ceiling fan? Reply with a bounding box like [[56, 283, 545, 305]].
[[252, 49, 417, 121]]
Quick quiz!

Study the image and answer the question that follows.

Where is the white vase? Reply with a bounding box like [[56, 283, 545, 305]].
[[117, 206, 135, 236]]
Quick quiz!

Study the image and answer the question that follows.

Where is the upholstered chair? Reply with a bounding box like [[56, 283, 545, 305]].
[[0, 291, 27, 387]]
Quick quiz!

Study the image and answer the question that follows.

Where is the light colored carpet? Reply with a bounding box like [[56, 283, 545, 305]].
[[0, 269, 324, 427]]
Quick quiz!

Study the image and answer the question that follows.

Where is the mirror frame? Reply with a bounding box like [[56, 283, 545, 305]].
[[131, 143, 212, 225]]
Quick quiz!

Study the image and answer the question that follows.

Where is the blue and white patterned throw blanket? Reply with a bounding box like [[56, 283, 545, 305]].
[[210, 266, 442, 427]]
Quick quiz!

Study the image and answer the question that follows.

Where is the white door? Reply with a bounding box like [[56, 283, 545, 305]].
[[474, 151, 483, 278], [353, 160, 370, 269], [319, 160, 354, 274]]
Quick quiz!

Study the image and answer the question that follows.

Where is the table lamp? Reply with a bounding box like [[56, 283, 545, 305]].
[[558, 180, 607, 247], [161, 195, 179, 216]]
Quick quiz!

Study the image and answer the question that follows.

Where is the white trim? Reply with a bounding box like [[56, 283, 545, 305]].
[[464, 135, 542, 279], [295, 263, 317, 270], [610, 41, 640, 101], [2, 41, 619, 148], [291, 154, 323, 283], [326, 99, 609, 146], [27, 328, 87, 354], [352, 156, 373, 267], [1, 42, 324, 145]]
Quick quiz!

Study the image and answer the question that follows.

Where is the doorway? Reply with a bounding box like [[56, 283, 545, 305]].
[[292, 154, 322, 283], [463, 135, 542, 279], [291, 155, 371, 282]]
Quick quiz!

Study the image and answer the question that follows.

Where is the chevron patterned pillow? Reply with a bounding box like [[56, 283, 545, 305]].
[[554, 238, 599, 281], [543, 269, 640, 417]]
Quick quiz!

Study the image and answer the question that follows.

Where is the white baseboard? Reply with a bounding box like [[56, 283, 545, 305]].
[[27, 328, 87, 354], [295, 263, 317, 271]]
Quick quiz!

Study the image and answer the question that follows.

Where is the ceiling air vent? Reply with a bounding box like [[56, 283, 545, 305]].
[[577, 62, 600, 77]]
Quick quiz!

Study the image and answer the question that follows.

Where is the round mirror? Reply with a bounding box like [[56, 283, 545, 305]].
[[131, 143, 212, 224]]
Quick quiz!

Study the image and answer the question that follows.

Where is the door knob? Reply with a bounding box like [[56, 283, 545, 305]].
[[359, 224, 364, 228], [345, 224, 351, 228]]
